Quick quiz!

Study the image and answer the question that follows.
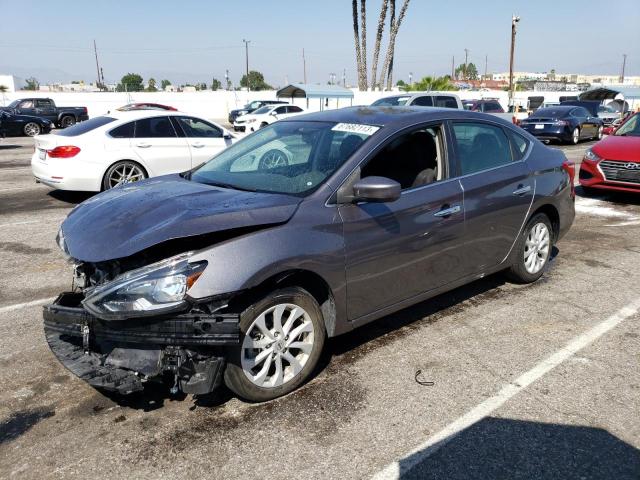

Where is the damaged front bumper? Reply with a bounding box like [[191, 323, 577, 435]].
[[43, 293, 240, 395]]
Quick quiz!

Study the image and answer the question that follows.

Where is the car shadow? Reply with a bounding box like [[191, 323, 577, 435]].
[[47, 189, 95, 205], [397, 417, 640, 479], [0, 144, 22, 150], [577, 185, 640, 206]]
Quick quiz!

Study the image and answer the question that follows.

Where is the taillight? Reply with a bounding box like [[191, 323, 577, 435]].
[[554, 120, 568, 126], [47, 146, 81, 158], [562, 160, 575, 198]]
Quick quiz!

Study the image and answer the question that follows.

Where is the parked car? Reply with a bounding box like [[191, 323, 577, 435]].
[[462, 99, 505, 113], [116, 103, 177, 112], [519, 106, 604, 144], [228, 100, 288, 124], [0, 110, 53, 137], [233, 104, 305, 132], [561, 100, 619, 125], [2, 98, 88, 128], [579, 112, 640, 194], [44, 107, 574, 402], [371, 93, 463, 109], [602, 111, 635, 135], [31, 111, 235, 191]]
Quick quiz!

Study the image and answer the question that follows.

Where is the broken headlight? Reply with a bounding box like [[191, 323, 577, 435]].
[[56, 226, 72, 261], [82, 252, 207, 320]]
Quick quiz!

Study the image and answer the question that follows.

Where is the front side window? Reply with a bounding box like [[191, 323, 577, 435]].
[[19, 100, 34, 108], [275, 106, 288, 114], [361, 125, 446, 190], [252, 106, 273, 115], [191, 121, 373, 195], [134, 116, 176, 138], [615, 114, 640, 136], [451, 122, 512, 175], [176, 117, 222, 138], [288, 106, 303, 113]]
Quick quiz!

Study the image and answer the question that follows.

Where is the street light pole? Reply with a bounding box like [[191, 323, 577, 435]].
[[508, 15, 520, 108], [242, 39, 251, 90]]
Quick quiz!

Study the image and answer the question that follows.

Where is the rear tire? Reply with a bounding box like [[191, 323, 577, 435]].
[[102, 160, 147, 190], [224, 287, 326, 402], [595, 126, 603, 140], [506, 213, 553, 284], [60, 116, 76, 128], [260, 122, 269, 129], [570, 127, 580, 145]]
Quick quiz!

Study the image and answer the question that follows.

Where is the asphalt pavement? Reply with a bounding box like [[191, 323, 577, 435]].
[[0, 134, 638, 480]]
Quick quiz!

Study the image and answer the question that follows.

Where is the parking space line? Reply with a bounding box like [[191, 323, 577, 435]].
[[373, 297, 640, 480], [0, 297, 54, 315]]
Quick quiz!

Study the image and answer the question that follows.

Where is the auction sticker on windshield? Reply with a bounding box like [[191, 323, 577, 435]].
[[332, 123, 380, 136]]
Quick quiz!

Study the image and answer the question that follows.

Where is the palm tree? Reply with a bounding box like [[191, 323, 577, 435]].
[[402, 76, 458, 92], [370, 0, 389, 90], [379, 0, 411, 91], [352, 0, 368, 90]]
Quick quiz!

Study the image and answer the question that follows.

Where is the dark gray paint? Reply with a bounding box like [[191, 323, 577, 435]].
[[60, 107, 575, 337]]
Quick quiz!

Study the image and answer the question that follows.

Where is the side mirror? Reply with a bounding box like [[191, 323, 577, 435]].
[[352, 176, 401, 203], [270, 111, 277, 116], [223, 132, 233, 140]]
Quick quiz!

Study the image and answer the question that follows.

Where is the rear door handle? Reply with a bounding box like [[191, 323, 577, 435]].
[[434, 205, 461, 217], [136, 143, 151, 148], [512, 185, 531, 195], [191, 143, 205, 148]]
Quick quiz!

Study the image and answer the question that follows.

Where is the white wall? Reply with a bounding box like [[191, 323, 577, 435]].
[[2, 88, 631, 122]]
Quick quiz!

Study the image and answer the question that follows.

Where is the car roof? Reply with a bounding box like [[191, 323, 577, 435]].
[[280, 106, 508, 128], [102, 110, 190, 121]]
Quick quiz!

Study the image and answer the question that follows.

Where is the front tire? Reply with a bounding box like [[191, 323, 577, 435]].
[[23, 122, 41, 137], [102, 161, 147, 190], [507, 213, 553, 284], [224, 287, 326, 402]]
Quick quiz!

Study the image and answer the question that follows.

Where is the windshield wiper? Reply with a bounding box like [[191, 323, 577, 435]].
[[203, 181, 257, 192]]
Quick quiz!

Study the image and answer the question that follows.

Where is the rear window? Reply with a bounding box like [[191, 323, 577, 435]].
[[434, 96, 459, 109], [55, 116, 115, 137], [371, 96, 411, 106]]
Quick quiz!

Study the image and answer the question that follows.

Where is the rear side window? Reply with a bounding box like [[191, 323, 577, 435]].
[[56, 116, 116, 137], [572, 107, 590, 117], [506, 129, 530, 160], [275, 106, 288, 114], [451, 122, 512, 175], [109, 121, 135, 138], [134, 116, 177, 138], [412, 96, 433, 107], [483, 102, 504, 113], [435, 96, 458, 109]]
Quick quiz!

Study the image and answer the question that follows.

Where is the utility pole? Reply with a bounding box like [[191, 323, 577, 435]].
[[342, 69, 346, 87], [93, 40, 102, 91], [464, 49, 469, 80], [242, 39, 251, 90], [509, 15, 521, 108], [451, 55, 455, 80], [620, 54, 627, 83], [302, 49, 307, 84], [484, 54, 488, 79], [409, 72, 413, 85], [100, 67, 105, 89], [225, 69, 229, 90]]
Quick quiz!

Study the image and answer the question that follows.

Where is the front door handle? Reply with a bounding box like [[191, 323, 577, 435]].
[[136, 143, 151, 148], [191, 143, 205, 148], [513, 185, 532, 196], [434, 205, 461, 217]]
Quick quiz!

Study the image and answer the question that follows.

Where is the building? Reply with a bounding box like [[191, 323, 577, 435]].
[[0, 74, 25, 92]]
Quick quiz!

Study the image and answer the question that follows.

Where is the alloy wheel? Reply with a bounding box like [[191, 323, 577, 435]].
[[24, 122, 40, 137], [61, 116, 76, 128], [258, 149, 288, 170], [524, 222, 550, 274], [572, 128, 579, 145], [241, 303, 315, 389], [597, 126, 603, 140], [107, 163, 145, 189]]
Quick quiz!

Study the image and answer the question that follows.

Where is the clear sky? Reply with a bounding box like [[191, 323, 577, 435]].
[[1, 0, 638, 86]]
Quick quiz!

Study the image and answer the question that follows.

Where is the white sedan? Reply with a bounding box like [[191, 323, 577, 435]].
[[233, 104, 305, 133], [31, 110, 235, 191]]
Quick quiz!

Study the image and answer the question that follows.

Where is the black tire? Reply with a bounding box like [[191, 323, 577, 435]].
[[570, 127, 580, 145], [60, 116, 76, 128], [23, 122, 41, 137], [506, 213, 553, 284], [102, 160, 147, 190], [224, 287, 326, 402], [580, 185, 597, 197]]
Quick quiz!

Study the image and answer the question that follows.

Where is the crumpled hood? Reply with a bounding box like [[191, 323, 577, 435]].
[[62, 175, 302, 262]]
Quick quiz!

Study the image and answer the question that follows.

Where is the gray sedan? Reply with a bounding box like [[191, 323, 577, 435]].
[[44, 107, 575, 402]]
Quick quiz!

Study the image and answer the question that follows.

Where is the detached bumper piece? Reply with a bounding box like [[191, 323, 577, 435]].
[[43, 293, 240, 395]]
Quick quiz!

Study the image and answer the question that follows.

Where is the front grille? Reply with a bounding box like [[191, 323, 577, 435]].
[[599, 160, 640, 184]]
